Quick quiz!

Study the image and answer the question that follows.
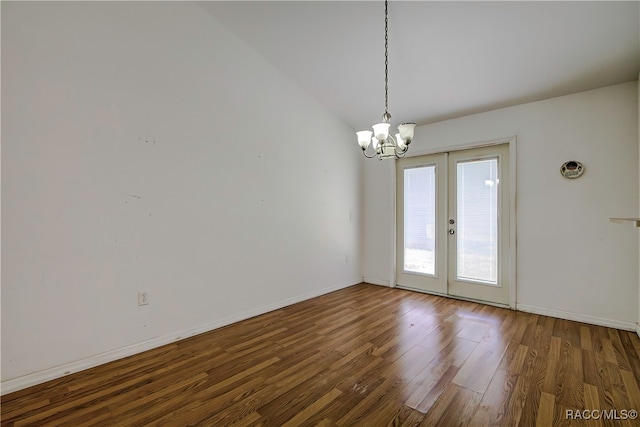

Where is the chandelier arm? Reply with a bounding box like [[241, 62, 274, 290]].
[[394, 142, 408, 159], [394, 147, 407, 159], [362, 147, 377, 159]]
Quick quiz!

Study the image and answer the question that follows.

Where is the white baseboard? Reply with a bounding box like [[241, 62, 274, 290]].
[[636, 323, 640, 339], [363, 277, 391, 287], [0, 279, 360, 396], [516, 304, 637, 331]]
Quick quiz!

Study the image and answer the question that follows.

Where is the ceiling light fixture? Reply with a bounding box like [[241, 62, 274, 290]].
[[356, 0, 415, 160]]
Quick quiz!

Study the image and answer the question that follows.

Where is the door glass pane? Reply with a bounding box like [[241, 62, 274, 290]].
[[456, 158, 498, 284], [404, 166, 436, 275]]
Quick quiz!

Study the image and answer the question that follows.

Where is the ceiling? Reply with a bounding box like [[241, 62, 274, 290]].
[[200, 1, 640, 131]]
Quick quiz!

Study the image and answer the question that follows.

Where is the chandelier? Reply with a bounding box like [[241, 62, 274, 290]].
[[356, 0, 415, 160]]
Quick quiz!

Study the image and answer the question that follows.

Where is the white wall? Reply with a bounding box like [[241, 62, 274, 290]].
[[364, 82, 639, 329], [1, 2, 362, 391]]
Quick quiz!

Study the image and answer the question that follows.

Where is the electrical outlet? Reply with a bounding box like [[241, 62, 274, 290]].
[[138, 291, 149, 306]]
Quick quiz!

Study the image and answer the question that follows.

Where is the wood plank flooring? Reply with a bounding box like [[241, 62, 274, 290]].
[[3, 283, 640, 426]]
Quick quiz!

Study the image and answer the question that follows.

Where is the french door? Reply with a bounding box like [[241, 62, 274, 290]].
[[396, 144, 510, 306]]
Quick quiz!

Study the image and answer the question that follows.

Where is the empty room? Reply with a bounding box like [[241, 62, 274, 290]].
[[2, 1, 640, 425]]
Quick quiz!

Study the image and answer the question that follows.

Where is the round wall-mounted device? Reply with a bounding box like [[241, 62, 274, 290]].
[[560, 161, 584, 179]]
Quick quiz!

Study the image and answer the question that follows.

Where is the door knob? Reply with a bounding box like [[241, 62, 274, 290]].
[[449, 229, 455, 235]]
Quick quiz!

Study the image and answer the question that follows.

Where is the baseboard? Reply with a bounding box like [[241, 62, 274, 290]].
[[636, 323, 640, 339], [0, 279, 360, 396], [363, 277, 391, 287], [516, 304, 637, 331]]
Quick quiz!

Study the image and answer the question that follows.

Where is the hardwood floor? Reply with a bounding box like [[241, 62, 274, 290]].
[[3, 283, 640, 426]]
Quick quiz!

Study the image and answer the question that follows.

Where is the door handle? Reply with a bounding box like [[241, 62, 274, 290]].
[[449, 229, 455, 235]]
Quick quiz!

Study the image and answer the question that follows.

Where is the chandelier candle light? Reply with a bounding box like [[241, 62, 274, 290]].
[[357, 0, 415, 160]]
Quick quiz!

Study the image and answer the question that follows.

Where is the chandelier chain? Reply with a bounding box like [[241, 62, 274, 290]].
[[355, 0, 415, 159], [384, 0, 389, 119]]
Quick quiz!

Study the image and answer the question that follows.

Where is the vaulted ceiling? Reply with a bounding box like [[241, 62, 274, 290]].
[[201, 1, 640, 131]]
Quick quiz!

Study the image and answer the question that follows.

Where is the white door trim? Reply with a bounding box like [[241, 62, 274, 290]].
[[391, 135, 517, 310]]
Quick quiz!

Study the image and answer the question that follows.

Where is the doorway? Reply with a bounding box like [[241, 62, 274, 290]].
[[396, 144, 511, 306]]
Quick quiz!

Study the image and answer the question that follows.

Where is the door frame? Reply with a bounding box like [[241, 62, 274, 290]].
[[391, 135, 517, 309]]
